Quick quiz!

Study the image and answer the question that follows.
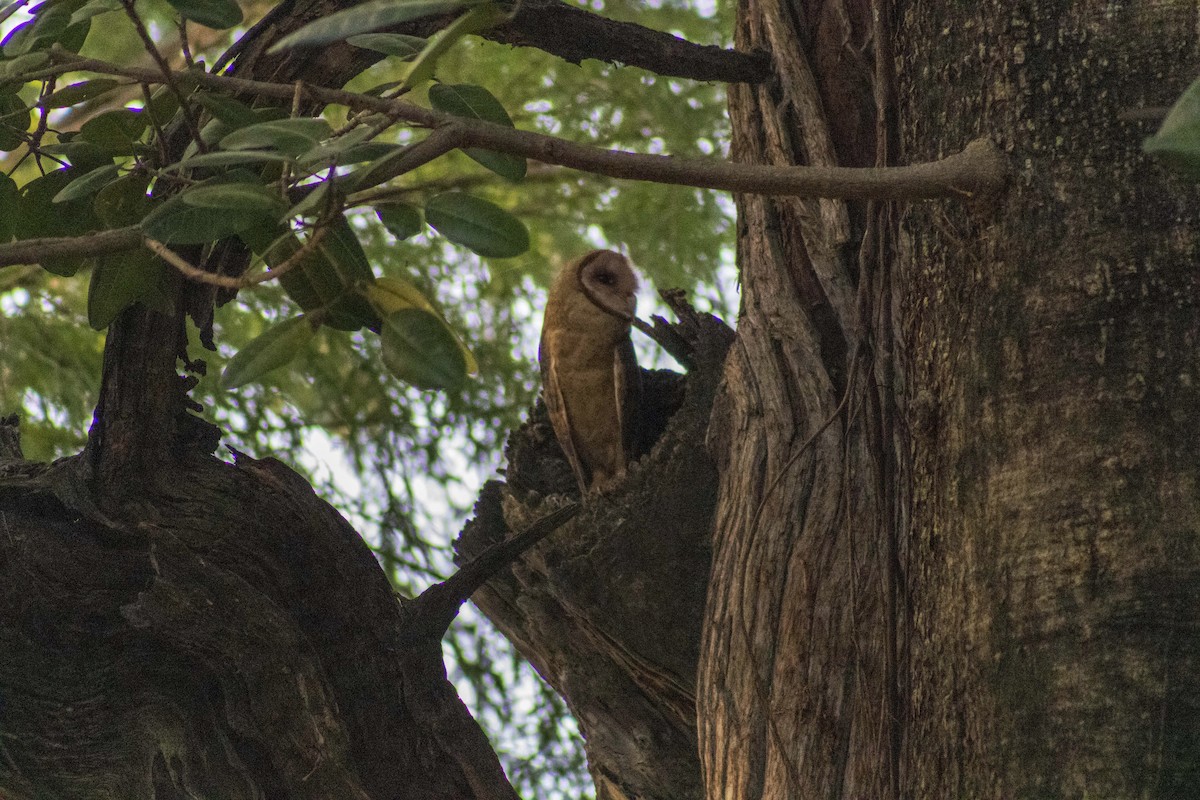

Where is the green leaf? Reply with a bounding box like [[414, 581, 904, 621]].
[[0, 52, 51, 81], [142, 84, 182, 128], [375, 203, 423, 240], [42, 78, 121, 109], [298, 128, 400, 167], [93, 173, 152, 228], [428, 82, 525, 180], [142, 178, 281, 244], [428, 82, 512, 125], [0, 93, 30, 151], [0, 174, 18, 242], [178, 181, 288, 215], [346, 33, 426, 59], [166, 150, 293, 172], [368, 276, 478, 373], [220, 117, 333, 157], [52, 133, 114, 172], [379, 307, 468, 391], [238, 217, 377, 331], [346, 141, 427, 190], [69, 0, 122, 26], [78, 108, 147, 153], [17, 167, 103, 274], [424, 192, 528, 258], [401, 4, 504, 92], [185, 99, 284, 152], [164, 0, 242, 29], [318, 213, 375, 285], [38, 139, 114, 167], [2, 3, 66, 56], [192, 92, 258, 128], [240, 223, 323, 310], [87, 249, 163, 330], [4, 0, 91, 56], [269, 0, 469, 52], [52, 163, 119, 203], [221, 316, 316, 389], [366, 275, 439, 315], [1145, 76, 1200, 178], [283, 180, 332, 221]]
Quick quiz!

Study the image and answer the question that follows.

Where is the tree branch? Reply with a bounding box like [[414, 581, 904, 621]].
[[403, 502, 580, 643], [145, 217, 332, 289], [216, 0, 769, 87], [421, 0, 770, 84], [42, 51, 1013, 203], [0, 226, 143, 268], [0, 43, 1010, 271]]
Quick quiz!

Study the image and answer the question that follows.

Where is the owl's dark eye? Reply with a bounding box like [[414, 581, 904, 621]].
[[596, 271, 615, 285]]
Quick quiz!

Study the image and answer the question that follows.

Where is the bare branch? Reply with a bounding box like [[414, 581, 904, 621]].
[[146, 217, 335, 289], [0, 50, 1009, 271], [408, 0, 771, 84], [403, 502, 581, 643], [42, 50, 1012, 203], [496, 0, 768, 81], [0, 227, 143, 268], [215, 0, 768, 87], [119, 0, 206, 152]]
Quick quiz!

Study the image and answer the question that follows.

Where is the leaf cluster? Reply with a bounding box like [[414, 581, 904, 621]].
[[0, 0, 547, 394]]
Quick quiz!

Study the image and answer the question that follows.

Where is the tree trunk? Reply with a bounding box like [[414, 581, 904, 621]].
[[701, 1, 1200, 798], [456, 300, 734, 800]]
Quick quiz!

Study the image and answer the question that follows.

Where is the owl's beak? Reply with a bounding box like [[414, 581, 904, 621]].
[[621, 293, 636, 320], [582, 283, 637, 321]]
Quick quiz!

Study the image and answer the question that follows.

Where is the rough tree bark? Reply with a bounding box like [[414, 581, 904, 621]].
[[698, 1, 1200, 799], [456, 296, 733, 800], [895, 2, 1200, 795], [699, 1, 901, 796], [0, 5, 754, 800]]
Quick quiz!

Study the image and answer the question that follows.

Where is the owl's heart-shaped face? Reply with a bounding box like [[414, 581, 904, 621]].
[[578, 250, 637, 321]]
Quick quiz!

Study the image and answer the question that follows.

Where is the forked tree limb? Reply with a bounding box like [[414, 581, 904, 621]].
[[0, 55, 1008, 269], [486, 0, 770, 83], [45, 51, 1009, 203], [215, 0, 770, 85]]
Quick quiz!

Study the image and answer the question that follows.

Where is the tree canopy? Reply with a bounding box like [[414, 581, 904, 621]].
[[0, 0, 742, 794]]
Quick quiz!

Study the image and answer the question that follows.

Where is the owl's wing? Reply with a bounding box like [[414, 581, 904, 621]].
[[541, 345, 590, 493], [614, 336, 641, 462]]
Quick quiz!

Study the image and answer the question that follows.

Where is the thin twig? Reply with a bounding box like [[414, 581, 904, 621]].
[[118, 0, 206, 152], [178, 18, 194, 69], [39, 49, 1011, 203], [0, 0, 31, 26], [140, 82, 170, 163], [29, 76, 55, 162], [145, 221, 334, 289], [290, 80, 304, 118]]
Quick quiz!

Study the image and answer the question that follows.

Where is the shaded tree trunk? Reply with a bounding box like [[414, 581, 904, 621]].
[[700, 1, 1200, 798]]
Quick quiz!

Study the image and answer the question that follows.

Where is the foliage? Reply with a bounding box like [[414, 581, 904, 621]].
[[1145, 75, 1200, 178], [0, 0, 735, 796]]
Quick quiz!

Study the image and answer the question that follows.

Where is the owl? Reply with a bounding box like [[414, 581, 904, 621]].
[[539, 250, 641, 493]]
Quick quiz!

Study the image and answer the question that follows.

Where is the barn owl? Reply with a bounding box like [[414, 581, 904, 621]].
[[539, 250, 641, 493]]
